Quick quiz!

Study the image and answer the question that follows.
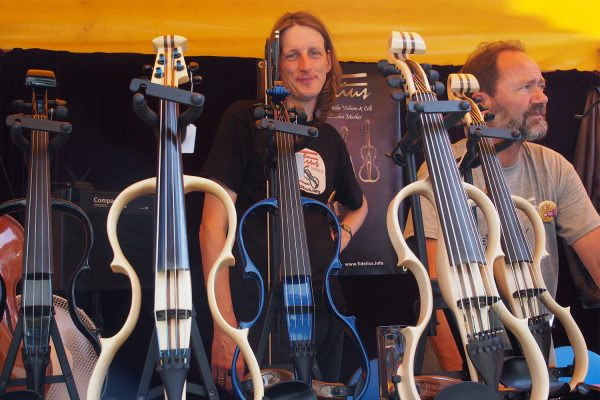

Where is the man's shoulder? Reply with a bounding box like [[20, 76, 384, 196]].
[[522, 141, 570, 166]]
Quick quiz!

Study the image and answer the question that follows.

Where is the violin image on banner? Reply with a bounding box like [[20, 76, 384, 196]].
[[383, 32, 549, 399], [447, 73, 588, 395], [208, 32, 370, 400], [358, 119, 380, 183], [0, 69, 100, 399], [86, 35, 231, 400]]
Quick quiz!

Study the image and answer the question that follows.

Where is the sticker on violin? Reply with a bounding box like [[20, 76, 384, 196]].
[[297, 149, 326, 195], [181, 124, 196, 154], [538, 200, 558, 222]]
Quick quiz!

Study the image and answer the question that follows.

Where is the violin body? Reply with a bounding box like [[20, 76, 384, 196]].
[[447, 72, 588, 392], [231, 196, 370, 399], [0, 69, 98, 399], [495, 197, 588, 389], [386, 180, 433, 400], [0, 216, 26, 381]]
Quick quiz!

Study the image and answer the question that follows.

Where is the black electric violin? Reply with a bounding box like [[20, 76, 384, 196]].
[[448, 73, 588, 395], [0, 69, 99, 399]]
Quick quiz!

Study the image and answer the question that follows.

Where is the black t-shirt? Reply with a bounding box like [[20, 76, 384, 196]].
[[202, 99, 363, 320]]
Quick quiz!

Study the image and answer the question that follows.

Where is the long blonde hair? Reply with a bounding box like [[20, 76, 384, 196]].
[[270, 11, 341, 122]]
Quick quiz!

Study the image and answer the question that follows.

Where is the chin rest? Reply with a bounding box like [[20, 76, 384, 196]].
[[501, 356, 571, 397], [263, 380, 318, 400], [433, 381, 501, 400]]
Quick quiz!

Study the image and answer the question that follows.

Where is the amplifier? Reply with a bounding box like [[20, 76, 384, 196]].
[[52, 187, 155, 292]]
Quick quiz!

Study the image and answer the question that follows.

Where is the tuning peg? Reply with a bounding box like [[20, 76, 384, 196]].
[[421, 63, 432, 72], [477, 103, 488, 112], [377, 59, 391, 73], [12, 99, 27, 112], [426, 69, 440, 83], [142, 64, 153, 77], [192, 75, 203, 85], [390, 89, 406, 101], [188, 62, 199, 72], [484, 112, 495, 122], [386, 74, 405, 88], [431, 81, 445, 96], [154, 67, 163, 79], [176, 59, 184, 71], [53, 105, 68, 120], [173, 48, 181, 59], [253, 106, 267, 119], [378, 60, 400, 77]]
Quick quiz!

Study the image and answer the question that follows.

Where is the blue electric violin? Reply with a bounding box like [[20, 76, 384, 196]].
[[228, 32, 370, 400]]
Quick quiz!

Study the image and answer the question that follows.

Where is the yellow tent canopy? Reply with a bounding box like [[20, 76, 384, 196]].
[[1, 0, 599, 71]]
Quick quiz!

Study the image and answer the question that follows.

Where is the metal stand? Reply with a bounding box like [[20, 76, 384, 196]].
[[0, 312, 79, 399], [136, 307, 219, 400]]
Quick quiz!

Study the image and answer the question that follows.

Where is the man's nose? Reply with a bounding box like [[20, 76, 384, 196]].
[[297, 53, 310, 70], [532, 86, 548, 105]]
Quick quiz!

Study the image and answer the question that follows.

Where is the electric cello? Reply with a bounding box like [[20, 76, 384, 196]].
[[383, 32, 549, 399], [0, 69, 99, 399], [86, 35, 233, 400], [447, 72, 588, 395]]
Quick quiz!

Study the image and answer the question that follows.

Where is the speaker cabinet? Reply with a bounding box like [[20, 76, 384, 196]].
[[52, 187, 155, 292]]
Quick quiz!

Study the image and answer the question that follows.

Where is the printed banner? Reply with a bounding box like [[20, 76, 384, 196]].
[[328, 62, 403, 275]]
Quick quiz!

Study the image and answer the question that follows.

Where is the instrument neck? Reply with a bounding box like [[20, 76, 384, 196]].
[[274, 118, 311, 280], [416, 90, 485, 266], [476, 135, 533, 263], [155, 99, 189, 272], [24, 130, 53, 277]]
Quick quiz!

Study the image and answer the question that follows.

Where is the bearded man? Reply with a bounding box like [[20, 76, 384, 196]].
[[405, 40, 600, 370]]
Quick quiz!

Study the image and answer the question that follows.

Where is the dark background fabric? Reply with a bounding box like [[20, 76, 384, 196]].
[[0, 49, 598, 398]]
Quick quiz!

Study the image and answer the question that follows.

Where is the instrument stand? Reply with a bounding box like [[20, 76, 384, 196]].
[[0, 310, 79, 399], [136, 307, 218, 400]]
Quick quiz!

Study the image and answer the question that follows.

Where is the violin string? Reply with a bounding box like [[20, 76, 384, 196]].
[[169, 38, 181, 354], [478, 132, 544, 319], [414, 79, 480, 340], [450, 92, 496, 338], [413, 64, 491, 345], [478, 135, 528, 318], [276, 105, 313, 344]]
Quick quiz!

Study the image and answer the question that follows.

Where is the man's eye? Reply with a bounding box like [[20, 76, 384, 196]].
[[309, 49, 323, 58], [284, 52, 297, 61]]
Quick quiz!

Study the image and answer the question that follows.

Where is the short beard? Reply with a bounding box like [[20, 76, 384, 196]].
[[490, 102, 548, 141]]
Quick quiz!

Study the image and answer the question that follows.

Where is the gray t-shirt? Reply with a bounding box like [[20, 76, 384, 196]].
[[405, 139, 600, 298]]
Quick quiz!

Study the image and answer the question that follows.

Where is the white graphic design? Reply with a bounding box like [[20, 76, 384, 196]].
[[296, 149, 326, 195]]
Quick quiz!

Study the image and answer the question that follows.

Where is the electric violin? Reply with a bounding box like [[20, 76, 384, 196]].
[[383, 32, 548, 399], [358, 119, 380, 183], [448, 72, 588, 394], [215, 32, 369, 400], [86, 35, 232, 400], [0, 69, 99, 399]]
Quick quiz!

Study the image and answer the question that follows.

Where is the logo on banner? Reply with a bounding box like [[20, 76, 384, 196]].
[[297, 149, 325, 195], [336, 73, 371, 100]]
